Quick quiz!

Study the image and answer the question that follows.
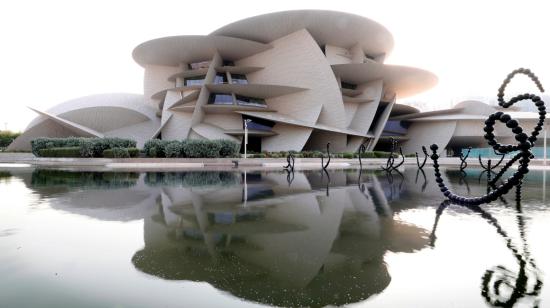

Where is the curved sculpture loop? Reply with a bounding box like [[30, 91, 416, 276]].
[[321, 143, 331, 170], [358, 143, 367, 169], [283, 152, 295, 172], [416, 146, 428, 170], [381, 138, 404, 172], [459, 146, 472, 172], [478, 150, 505, 172], [429, 68, 546, 205]]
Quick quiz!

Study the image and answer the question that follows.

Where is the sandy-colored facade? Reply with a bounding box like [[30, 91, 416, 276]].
[[9, 10, 437, 152], [392, 101, 550, 155]]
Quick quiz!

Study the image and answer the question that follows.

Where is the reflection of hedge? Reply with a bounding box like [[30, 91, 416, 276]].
[[31, 137, 137, 157], [31, 170, 139, 189], [143, 139, 239, 158], [145, 171, 238, 187]]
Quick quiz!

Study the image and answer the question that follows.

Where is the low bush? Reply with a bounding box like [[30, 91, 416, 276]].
[[217, 139, 240, 158], [143, 139, 166, 158], [103, 147, 139, 158], [38, 147, 81, 158], [0, 131, 20, 149], [342, 152, 354, 159], [183, 139, 221, 158], [32, 137, 136, 157], [164, 141, 183, 158]]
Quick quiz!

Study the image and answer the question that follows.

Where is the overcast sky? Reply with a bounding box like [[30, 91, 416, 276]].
[[1, 0, 549, 131]]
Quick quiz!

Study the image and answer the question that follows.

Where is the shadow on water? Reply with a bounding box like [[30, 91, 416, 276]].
[[2, 167, 546, 307]]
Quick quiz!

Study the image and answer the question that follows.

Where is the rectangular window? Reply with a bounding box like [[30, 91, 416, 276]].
[[341, 82, 357, 90], [184, 75, 206, 86], [188, 61, 210, 70], [235, 95, 266, 107], [222, 60, 235, 66], [231, 73, 248, 84], [208, 93, 233, 105], [213, 72, 228, 84], [242, 115, 275, 131]]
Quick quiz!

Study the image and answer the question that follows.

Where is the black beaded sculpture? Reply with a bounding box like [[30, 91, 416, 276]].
[[459, 146, 472, 172], [416, 146, 428, 170], [381, 137, 404, 172], [283, 152, 295, 172], [357, 143, 367, 169], [478, 150, 505, 173], [321, 143, 331, 170], [429, 68, 546, 205]]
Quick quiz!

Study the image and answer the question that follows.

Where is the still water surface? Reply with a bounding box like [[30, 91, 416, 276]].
[[0, 167, 549, 307]]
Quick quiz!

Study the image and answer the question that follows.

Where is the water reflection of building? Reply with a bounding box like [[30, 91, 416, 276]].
[[4, 168, 432, 306], [133, 170, 429, 307]]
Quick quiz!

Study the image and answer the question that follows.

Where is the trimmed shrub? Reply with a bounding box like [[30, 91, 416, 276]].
[[102, 147, 130, 158], [217, 139, 240, 158], [32, 137, 136, 157], [343, 152, 354, 159], [38, 147, 81, 158], [183, 139, 221, 158], [164, 141, 183, 158], [143, 139, 166, 158], [0, 131, 20, 149], [103, 147, 139, 158], [359, 151, 376, 158], [79, 139, 95, 158]]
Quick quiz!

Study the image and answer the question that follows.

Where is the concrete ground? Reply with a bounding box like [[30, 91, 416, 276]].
[[0, 152, 548, 171]]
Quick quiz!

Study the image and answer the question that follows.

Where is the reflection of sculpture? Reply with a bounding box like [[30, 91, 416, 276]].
[[131, 170, 429, 307], [429, 69, 546, 205], [431, 195, 543, 307]]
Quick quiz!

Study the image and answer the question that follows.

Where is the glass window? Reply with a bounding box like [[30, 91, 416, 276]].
[[208, 93, 233, 105], [184, 75, 206, 86], [188, 61, 210, 70], [231, 73, 248, 84], [222, 60, 235, 66], [242, 115, 274, 131], [341, 82, 357, 90], [235, 95, 266, 107], [213, 72, 228, 84]]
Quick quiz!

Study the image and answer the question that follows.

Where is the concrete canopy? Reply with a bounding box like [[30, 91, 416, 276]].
[[211, 10, 394, 57]]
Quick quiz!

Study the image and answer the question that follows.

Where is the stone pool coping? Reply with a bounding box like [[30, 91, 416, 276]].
[[0, 152, 547, 171]]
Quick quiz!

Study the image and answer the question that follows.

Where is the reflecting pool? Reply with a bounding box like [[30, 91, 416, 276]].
[[0, 167, 549, 307]]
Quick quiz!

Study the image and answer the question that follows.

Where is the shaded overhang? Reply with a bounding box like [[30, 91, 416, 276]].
[[210, 10, 394, 57], [132, 35, 271, 67], [332, 62, 438, 98]]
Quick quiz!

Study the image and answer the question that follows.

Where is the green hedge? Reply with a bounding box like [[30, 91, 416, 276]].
[[38, 147, 82, 158], [103, 147, 139, 158], [143, 139, 240, 158], [31, 137, 137, 157], [0, 131, 20, 149]]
